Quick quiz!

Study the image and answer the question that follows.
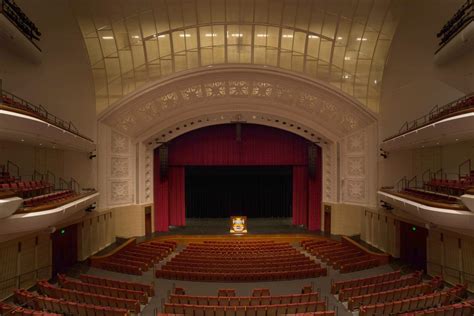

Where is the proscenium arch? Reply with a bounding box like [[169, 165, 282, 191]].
[[100, 65, 378, 145]]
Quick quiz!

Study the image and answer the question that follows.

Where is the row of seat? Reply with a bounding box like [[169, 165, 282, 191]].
[[168, 257, 313, 267], [157, 240, 321, 281], [92, 240, 176, 275], [156, 267, 327, 281], [163, 301, 327, 315], [400, 300, 474, 316], [172, 252, 312, 264], [161, 263, 320, 273], [38, 280, 141, 313], [301, 239, 380, 273], [156, 311, 336, 316], [32, 293, 129, 316], [168, 293, 319, 306], [58, 275, 147, 304], [423, 178, 473, 196], [331, 270, 401, 294], [359, 291, 453, 316], [347, 283, 434, 311], [0, 180, 53, 198], [79, 274, 154, 296], [338, 272, 422, 301], [23, 190, 75, 207], [0, 302, 60, 316]]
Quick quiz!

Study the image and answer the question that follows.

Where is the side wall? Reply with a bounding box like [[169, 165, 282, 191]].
[[0, 209, 115, 300], [361, 208, 474, 292]]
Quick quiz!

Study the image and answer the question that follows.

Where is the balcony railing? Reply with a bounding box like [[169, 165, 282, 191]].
[[0, 86, 93, 143], [384, 93, 474, 142]]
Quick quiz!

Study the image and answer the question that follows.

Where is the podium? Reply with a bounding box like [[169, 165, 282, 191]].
[[230, 216, 248, 234]]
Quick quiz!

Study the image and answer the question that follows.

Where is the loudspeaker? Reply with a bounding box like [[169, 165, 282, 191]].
[[308, 144, 317, 178], [159, 145, 168, 179]]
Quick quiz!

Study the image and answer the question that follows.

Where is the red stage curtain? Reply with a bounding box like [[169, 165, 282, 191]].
[[153, 153, 169, 232], [154, 124, 322, 232], [292, 166, 308, 226], [168, 167, 185, 227], [308, 145, 322, 230], [168, 125, 308, 166]]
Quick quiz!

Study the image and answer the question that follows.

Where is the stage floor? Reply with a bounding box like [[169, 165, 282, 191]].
[[163, 217, 312, 235]]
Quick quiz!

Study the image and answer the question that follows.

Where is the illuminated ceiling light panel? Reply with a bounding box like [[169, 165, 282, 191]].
[[308, 35, 319, 39], [337, 36, 343, 40], [230, 33, 243, 37], [256, 34, 268, 37], [179, 34, 191, 37], [343, 74, 350, 79], [282, 34, 293, 38], [356, 37, 368, 41], [344, 56, 351, 61], [205, 33, 217, 37], [101, 36, 114, 40], [131, 35, 140, 39]]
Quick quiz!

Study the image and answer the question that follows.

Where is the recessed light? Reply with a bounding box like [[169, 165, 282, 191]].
[[256, 34, 268, 38], [282, 34, 293, 38], [374, 80, 378, 84], [308, 35, 319, 39], [337, 36, 343, 40], [344, 56, 351, 61], [179, 34, 191, 37], [205, 33, 217, 37], [101, 36, 114, 40], [39, 143, 42, 146], [343, 74, 350, 79], [20, 139, 24, 142], [456, 139, 459, 141], [131, 35, 140, 39], [230, 33, 243, 37], [356, 37, 368, 41]]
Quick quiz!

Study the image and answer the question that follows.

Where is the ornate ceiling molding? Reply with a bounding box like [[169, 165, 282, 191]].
[[100, 65, 377, 142]]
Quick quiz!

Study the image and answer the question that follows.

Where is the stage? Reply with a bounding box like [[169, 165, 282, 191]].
[[155, 217, 314, 236]]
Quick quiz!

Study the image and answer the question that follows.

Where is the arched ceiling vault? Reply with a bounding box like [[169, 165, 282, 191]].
[[72, 0, 401, 114], [99, 65, 377, 143]]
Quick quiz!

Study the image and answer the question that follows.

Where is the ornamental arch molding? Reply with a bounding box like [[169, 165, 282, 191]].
[[98, 66, 378, 208]]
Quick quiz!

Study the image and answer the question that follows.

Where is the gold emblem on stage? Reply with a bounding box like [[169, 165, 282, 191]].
[[230, 216, 248, 234]]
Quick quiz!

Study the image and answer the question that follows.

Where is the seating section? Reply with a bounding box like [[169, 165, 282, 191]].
[[347, 283, 434, 311], [156, 240, 325, 281], [59, 275, 147, 303], [157, 312, 336, 316], [14, 288, 129, 316], [22, 190, 76, 208], [0, 301, 60, 316], [400, 300, 474, 316], [301, 239, 381, 273], [79, 274, 154, 297], [356, 283, 468, 316], [331, 270, 401, 294], [338, 272, 422, 301], [163, 287, 328, 316], [38, 280, 140, 313], [168, 292, 319, 306], [0, 180, 54, 199], [92, 240, 177, 275]]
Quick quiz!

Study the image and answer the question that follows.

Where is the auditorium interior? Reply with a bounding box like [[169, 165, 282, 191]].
[[1, 0, 474, 315]]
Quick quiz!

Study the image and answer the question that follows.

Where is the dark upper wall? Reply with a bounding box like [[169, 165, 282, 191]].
[[380, 0, 474, 140], [0, 0, 96, 140]]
